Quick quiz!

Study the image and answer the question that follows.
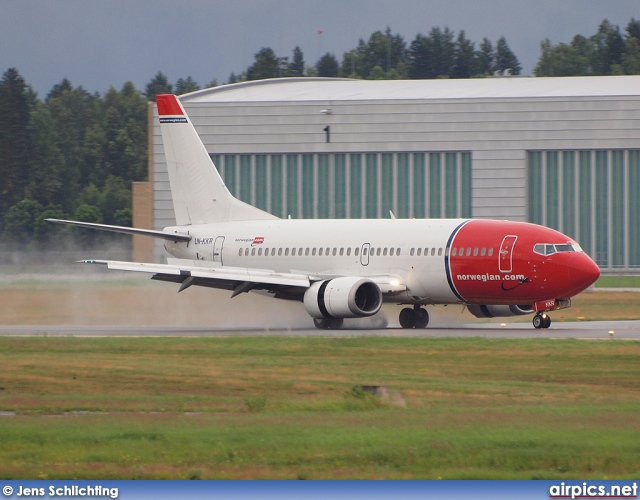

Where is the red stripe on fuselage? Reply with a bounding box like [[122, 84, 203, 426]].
[[156, 94, 184, 116], [448, 220, 598, 304]]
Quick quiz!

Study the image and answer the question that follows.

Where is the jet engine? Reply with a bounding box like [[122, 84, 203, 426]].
[[467, 304, 534, 318], [303, 277, 382, 319]]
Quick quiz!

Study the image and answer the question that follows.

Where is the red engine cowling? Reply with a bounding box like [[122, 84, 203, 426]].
[[467, 304, 534, 318], [303, 277, 382, 319]]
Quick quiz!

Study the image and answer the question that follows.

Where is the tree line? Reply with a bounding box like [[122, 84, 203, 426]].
[[1, 19, 638, 250], [230, 27, 521, 82], [535, 19, 640, 76]]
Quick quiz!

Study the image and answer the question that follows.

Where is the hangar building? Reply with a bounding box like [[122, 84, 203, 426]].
[[133, 76, 640, 271]]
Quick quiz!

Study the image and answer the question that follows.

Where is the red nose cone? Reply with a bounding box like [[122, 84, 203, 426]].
[[562, 253, 600, 298]]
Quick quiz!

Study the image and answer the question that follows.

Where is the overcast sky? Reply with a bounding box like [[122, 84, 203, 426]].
[[2, 1, 639, 98]]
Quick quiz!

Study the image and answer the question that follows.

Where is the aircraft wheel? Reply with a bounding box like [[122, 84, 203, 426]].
[[313, 317, 343, 330], [415, 308, 429, 329], [533, 313, 551, 329], [399, 308, 417, 329], [313, 318, 330, 329], [329, 318, 344, 330]]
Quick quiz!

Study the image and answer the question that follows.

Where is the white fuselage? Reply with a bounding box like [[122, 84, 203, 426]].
[[163, 218, 466, 304]]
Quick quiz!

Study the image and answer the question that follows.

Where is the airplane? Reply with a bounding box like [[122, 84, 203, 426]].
[[48, 94, 600, 330]]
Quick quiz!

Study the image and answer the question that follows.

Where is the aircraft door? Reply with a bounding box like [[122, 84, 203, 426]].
[[213, 236, 225, 265], [360, 243, 370, 266], [499, 235, 517, 273]]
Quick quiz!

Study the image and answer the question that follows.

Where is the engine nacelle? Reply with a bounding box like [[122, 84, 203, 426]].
[[467, 304, 534, 318], [303, 277, 383, 319]]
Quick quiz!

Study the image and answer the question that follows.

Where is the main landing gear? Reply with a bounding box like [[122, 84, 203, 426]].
[[533, 312, 551, 329], [313, 317, 344, 330], [399, 305, 429, 329]]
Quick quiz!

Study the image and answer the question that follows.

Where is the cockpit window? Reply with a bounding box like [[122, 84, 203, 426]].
[[554, 244, 573, 252], [533, 243, 583, 256]]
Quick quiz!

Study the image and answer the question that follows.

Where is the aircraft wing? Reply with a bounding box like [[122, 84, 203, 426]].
[[80, 259, 406, 300], [81, 258, 311, 299]]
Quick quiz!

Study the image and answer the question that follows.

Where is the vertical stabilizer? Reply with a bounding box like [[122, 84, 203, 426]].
[[156, 94, 278, 225]]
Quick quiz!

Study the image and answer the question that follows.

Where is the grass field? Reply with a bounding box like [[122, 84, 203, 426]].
[[596, 275, 640, 288], [1, 274, 639, 479], [1, 336, 639, 479]]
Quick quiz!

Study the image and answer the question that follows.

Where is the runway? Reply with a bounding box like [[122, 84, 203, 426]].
[[0, 320, 638, 339]]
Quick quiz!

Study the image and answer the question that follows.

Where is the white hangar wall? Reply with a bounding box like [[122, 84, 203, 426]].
[[147, 76, 640, 270]]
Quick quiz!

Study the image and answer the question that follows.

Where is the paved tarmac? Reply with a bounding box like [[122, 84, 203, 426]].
[[0, 320, 638, 339]]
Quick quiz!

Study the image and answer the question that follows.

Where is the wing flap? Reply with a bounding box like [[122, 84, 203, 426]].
[[81, 259, 310, 288]]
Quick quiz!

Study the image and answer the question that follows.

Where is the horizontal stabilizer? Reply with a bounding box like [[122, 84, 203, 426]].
[[46, 219, 191, 242]]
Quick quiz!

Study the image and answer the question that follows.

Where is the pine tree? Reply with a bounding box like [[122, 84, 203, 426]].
[[144, 72, 173, 100], [495, 37, 522, 74], [175, 76, 200, 95], [316, 53, 339, 77], [0, 68, 35, 218], [289, 46, 305, 76], [246, 48, 281, 80]]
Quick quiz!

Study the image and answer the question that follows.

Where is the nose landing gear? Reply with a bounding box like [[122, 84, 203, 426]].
[[399, 306, 429, 329], [533, 312, 551, 329]]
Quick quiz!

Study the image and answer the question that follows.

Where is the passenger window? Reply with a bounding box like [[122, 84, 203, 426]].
[[438, 248, 442, 256], [481, 248, 486, 257], [305, 248, 310, 256], [397, 247, 401, 255], [383, 248, 388, 256], [410, 248, 415, 256], [278, 248, 283, 256], [245, 248, 249, 256], [339, 248, 344, 256], [272, 248, 276, 256], [466, 248, 471, 257], [291, 248, 296, 256], [389, 248, 394, 257], [251, 248, 256, 256], [417, 248, 422, 256], [299, 248, 303, 255], [312, 248, 316, 256], [424, 248, 428, 256], [258, 248, 263, 256], [347, 248, 351, 256], [238, 249, 242, 256], [488, 248, 494, 257], [332, 248, 337, 256], [355, 248, 360, 256], [452, 248, 457, 256], [473, 248, 478, 256], [431, 248, 435, 256], [319, 248, 323, 256]]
